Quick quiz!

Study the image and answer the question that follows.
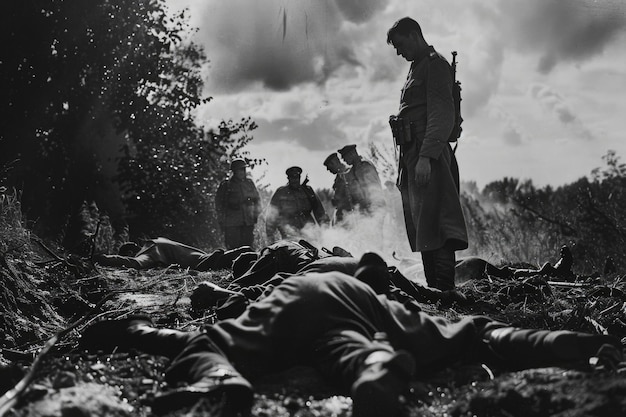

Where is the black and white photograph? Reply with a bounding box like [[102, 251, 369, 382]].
[[2, 1, 626, 416]]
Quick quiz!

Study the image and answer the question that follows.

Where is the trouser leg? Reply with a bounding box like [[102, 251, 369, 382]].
[[484, 262, 515, 279], [154, 332, 253, 414], [477, 323, 622, 371], [240, 225, 255, 248], [79, 315, 195, 358], [93, 254, 143, 269], [225, 226, 254, 250], [165, 333, 239, 384], [227, 249, 279, 290], [312, 329, 415, 417], [421, 243, 456, 291], [224, 226, 238, 249], [128, 324, 199, 359], [312, 329, 395, 392]]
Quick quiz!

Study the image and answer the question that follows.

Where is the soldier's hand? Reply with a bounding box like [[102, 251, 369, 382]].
[[415, 157, 432, 187], [589, 343, 624, 372]]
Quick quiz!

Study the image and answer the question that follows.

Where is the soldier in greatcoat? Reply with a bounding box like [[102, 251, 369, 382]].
[[215, 158, 261, 249], [337, 145, 385, 215], [323, 152, 355, 223], [265, 166, 329, 241], [386, 17, 468, 291]]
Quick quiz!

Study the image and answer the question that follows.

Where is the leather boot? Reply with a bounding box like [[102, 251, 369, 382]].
[[482, 325, 621, 370], [422, 246, 456, 291], [351, 349, 415, 417], [154, 334, 253, 415]]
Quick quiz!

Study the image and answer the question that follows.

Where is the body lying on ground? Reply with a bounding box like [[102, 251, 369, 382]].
[[193, 243, 577, 319], [79, 252, 623, 417], [93, 237, 251, 271], [192, 242, 469, 319]]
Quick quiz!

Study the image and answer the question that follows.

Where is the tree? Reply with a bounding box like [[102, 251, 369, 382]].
[[1, 1, 257, 247]]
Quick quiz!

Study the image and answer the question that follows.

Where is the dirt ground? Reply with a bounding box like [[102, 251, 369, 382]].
[[2, 248, 626, 417]]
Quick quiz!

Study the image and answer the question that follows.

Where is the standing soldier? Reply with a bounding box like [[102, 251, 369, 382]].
[[265, 166, 329, 241], [215, 158, 261, 249], [338, 144, 385, 214], [386, 17, 468, 291], [323, 152, 354, 224]]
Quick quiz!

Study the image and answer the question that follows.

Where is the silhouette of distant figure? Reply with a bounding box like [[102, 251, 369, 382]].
[[323, 152, 355, 223], [265, 166, 329, 241], [338, 144, 385, 214], [215, 158, 261, 249]]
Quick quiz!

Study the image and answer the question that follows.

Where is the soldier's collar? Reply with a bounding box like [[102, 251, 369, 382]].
[[412, 46, 436, 68]]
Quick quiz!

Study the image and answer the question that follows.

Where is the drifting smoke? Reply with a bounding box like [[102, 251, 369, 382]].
[[292, 204, 428, 283], [530, 83, 594, 140]]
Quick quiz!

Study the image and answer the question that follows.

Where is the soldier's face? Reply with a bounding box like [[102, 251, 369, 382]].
[[391, 32, 419, 62], [233, 168, 246, 179], [288, 174, 301, 186], [325, 161, 339, 174]]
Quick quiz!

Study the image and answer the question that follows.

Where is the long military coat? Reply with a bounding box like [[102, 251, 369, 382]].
[[347, 158, 385, 212], [331, 171, 354, 221], [215, 176, 261, 227], [397, 47, 468, 252]]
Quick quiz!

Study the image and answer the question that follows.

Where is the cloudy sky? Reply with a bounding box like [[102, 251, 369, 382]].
[[164, 0, 626, 192]]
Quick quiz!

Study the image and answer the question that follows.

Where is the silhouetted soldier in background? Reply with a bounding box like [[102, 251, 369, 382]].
[[215, 158, 261, 249], [265, 166, 329, 241], [338, 145, 385, 214], [323, 152, 355, 223]]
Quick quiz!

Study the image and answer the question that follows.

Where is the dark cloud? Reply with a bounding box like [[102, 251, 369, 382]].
[[497, 0, 626, 73], [335, 0, 388, 24], [198, 0, 382, 93]]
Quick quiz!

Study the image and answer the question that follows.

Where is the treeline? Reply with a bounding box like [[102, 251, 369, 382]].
[[461, 150, 626, 274], [1, 0, 260, 248]]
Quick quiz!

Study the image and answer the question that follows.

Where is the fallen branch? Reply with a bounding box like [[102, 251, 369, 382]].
[[546, 281, 591, 288]]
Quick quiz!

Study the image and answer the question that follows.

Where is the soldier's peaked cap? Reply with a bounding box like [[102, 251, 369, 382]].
[[230, 158, 248, 170], [323, 152, 341, 166], [338, 144, 357, 155], [286, 166, 303, 176]]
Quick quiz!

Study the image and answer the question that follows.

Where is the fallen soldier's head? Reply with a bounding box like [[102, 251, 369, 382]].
[[118, 242, 141, 256]]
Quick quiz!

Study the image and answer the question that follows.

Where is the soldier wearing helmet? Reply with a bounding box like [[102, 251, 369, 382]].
[[215, 158, 261, 249]]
